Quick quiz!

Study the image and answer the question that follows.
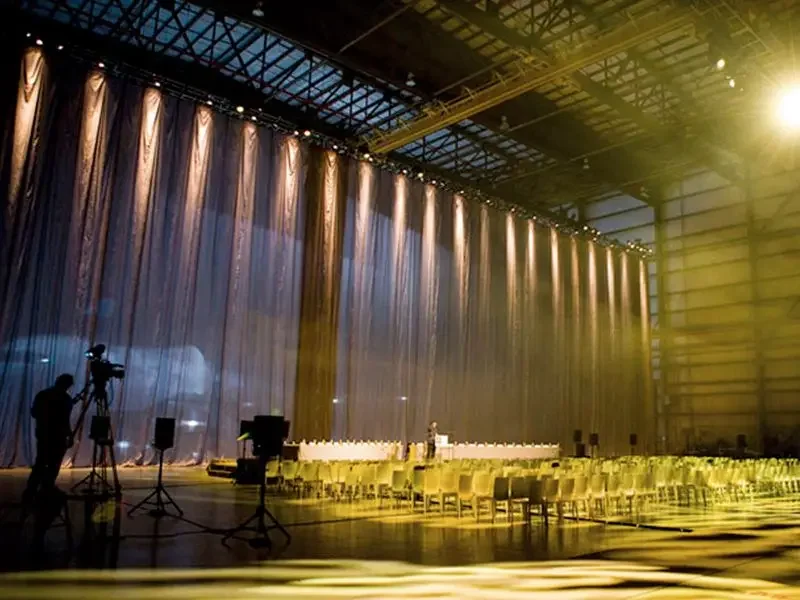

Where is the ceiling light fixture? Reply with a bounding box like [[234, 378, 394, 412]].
[[252, 1, 265, 17]]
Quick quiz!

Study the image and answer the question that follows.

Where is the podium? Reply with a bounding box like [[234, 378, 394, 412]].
[[435, 434, 454, 461]]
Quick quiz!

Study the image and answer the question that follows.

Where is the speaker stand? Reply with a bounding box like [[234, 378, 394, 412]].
[[222, 459, 290, 550], [127, 449, 183, 518]]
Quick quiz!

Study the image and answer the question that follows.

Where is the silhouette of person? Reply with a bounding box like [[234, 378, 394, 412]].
[[426, 421, 438, 460], [23, 373, 77, 503]]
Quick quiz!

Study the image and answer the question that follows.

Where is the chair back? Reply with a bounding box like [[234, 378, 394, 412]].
[[493, 476, 510, 501]]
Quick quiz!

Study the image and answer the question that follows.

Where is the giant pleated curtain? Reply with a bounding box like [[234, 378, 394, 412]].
[[0, 48, 653, 466]]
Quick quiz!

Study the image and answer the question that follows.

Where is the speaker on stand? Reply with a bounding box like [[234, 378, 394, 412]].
[[128, 418, 183, 518], [589, 433, 599, 459], [573, 429, 583, 458]]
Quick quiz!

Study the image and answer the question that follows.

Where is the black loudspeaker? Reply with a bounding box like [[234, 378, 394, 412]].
[[154, 417, 176, 451], [573, 429, 583, 443], [234, 458, 262, 485], [89, 416, 110, 442], [575, 442, 586, 458], [629, 433, 638, 447], [736, 434, 747, 449], [589, 432, 599, 447], [252, 415, 290, 458]]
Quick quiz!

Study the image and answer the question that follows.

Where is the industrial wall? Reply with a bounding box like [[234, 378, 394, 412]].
[[584, 167, 800, 454]]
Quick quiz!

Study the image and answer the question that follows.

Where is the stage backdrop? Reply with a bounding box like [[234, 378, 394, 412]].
[[0, 48, 652, 465]]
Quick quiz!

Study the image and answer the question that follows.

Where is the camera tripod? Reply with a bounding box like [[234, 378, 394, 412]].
[[70, 380, 121, 499], [222, 455, 290, 549]]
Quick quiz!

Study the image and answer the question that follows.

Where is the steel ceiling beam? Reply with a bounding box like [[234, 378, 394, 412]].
[[367, 6, 694, 154]]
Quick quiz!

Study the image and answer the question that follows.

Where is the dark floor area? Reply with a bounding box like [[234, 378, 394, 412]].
[[0, 467, 798, 598]]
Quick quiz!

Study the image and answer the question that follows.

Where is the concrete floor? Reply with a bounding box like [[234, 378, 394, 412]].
[[0, 466, 798, 599]]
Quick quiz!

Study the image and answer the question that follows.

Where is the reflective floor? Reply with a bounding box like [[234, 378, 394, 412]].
[[0, 467, 798, 598]]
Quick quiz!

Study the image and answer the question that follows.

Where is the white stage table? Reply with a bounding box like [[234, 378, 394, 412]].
[[449, 443, 560, 460], [413, 442, 560, 461], [289, 441, 559, 462], [294, 441, 401, 462]]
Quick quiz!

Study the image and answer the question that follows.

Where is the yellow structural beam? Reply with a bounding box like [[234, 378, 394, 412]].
[[368, 8, 694, 154]]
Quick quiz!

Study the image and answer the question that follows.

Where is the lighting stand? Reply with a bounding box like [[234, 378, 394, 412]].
[[127, 448, 183, 518], [222, 456, 290, 550], [70, 381, 121, 499]]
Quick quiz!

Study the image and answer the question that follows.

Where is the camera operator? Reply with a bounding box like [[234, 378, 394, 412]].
[[23, 373, 79, 503]]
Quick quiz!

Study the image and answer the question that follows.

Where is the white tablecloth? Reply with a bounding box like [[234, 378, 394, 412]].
[[449, 443, 560, 460], [413, 442, 559, 460], [296, 442, 401, 462], [292, 441, 559, 462]]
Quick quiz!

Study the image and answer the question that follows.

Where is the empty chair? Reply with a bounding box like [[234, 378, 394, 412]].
[[439, 469, 460, 514], [420, 469, 442, 513], [509, 476, 530, 522], [489, 476, 510, 523], [456, 473, 475, 518], [390, 469, 410, 508]]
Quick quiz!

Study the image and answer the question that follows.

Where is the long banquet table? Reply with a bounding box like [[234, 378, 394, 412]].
[[289, 441, 560, 462]]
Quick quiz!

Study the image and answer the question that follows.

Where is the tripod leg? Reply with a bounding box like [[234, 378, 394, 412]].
[[127, 488, 160, 516], [159, 485, 184, 516]]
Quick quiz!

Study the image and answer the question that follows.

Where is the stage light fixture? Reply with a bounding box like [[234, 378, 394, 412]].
[[252, 1, 264, 17], [716, 57, 726, 70], [57, 45, 64, 50], [35, 38, 43, 46], [431, 179, 437, 185], [206, 99, 213, 106], [417, 171, 424, 179], [777, 85, 800, 129], [332, 144, 338, 150], [332, 397, 339, 404], [406, 72, 415, 88], [236, 105, 244, 113], [293, 130, 299, 136], [251, 115, 257, 121], [98, 62, 105, 68], [303, 129, 311, 137], [402, 169, 408, 175], [363, 152, 370, 160], [728, 78, 736, 89], [154, 81, 161, 87]]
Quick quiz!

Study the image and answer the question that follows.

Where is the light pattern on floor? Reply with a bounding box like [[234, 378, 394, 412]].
[[0, 560, 798, 599]]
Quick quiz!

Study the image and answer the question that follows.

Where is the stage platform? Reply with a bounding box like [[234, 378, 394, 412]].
[[0, 466, 798, 598]]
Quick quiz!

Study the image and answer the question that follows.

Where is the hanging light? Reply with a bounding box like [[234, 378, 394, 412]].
[[405, 72, 416, 88], [251, 1, 265, 17]]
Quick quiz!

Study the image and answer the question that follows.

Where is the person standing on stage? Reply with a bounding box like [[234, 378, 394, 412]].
[[426, 420, 438, 460], [23, 374, 77, 503]]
